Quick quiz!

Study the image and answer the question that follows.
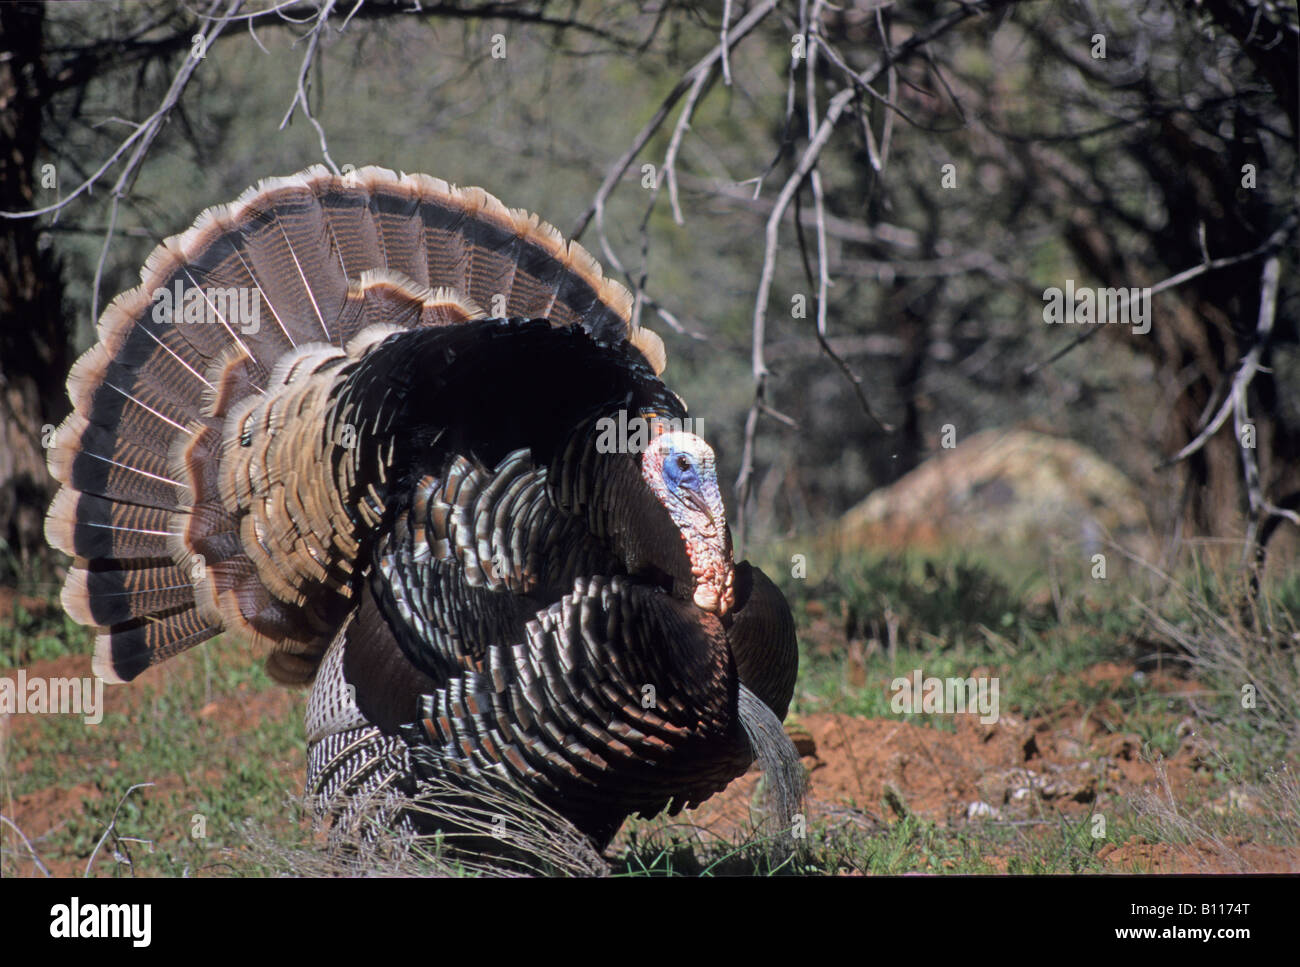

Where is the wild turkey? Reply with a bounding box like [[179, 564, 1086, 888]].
[[45, 165, 802, 855]]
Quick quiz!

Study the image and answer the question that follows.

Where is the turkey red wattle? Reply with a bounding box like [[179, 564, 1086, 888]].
[[640, 431, 736, 616]]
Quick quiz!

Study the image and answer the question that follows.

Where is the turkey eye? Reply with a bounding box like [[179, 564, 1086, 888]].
[[675, 455, 691, 472]]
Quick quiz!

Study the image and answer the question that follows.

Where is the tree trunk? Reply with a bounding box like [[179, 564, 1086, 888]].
[[0, 2, 70, 576]]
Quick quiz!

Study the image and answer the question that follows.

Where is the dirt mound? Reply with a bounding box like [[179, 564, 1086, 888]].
[[638, 682, 1297, 873]]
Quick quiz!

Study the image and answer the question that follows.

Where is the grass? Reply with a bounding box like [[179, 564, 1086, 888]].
[[2, 538, 1298, 876], [774, 547, 1154, 729], [2, 618, 309, 877], [0, 601, 91, 669], [614, 803, 1155, 875]]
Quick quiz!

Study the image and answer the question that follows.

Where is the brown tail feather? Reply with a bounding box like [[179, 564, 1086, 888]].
[[91, 609, 220, 684], [48, 165, 663, 684], [46, 488, 171, 560], [63, 561, 194, 626]]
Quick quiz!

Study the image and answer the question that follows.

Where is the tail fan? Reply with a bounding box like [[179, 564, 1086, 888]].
[[46, 166, 666, 684]]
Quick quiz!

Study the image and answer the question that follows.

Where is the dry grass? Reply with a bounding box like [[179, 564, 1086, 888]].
[[1119, 545, 1300, 871], [246, 769, 610, 877]]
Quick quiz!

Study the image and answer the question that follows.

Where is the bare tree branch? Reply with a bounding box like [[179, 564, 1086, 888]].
[[210, 0, 639, 47], [278, 0, 342, 174], [674, 171, 921, 248], [1028, 212, 1299, 376], [720, 0, 734, 86], [1160, 254, 1297, 549], [662, 63, 714, 226], [736, 0, 1019, 548], [0, 0, 241, 223], [89, 0, 244, 322], [569, 0, 779, 241]]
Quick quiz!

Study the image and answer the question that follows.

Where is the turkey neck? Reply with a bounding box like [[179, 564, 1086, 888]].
[[547, 416, 696, 603]]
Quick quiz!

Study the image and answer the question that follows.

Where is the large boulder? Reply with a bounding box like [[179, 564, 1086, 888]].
[[839, 428, 1154, 561]]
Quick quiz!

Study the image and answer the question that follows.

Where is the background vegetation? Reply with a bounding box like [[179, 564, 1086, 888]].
[[1, 0, 1296, 876]]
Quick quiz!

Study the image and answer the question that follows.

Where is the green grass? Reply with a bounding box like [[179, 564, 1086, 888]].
[[3, 541, 1298, 876], [2, 623, 309, 877], [0, 602, 91, 669], [615, 808, 1150, 875], [775, 547, 1156, 729]]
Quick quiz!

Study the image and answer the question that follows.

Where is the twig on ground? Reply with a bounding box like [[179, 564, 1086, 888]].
[[0, 813, 52, 877], [84, 782, 155, 877]]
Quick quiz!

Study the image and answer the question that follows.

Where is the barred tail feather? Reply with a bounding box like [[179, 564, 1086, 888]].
[[48, 165, 667, 684]]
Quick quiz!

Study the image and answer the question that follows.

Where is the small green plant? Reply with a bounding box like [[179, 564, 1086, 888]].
[[0, 602, 90, 669]]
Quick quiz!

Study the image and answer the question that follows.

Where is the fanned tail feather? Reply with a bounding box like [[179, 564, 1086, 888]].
[[47, 165, 667, 684]]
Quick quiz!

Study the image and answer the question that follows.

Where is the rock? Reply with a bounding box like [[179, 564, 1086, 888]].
[[836, 428, 1154, 560], [967, 800, 1000, 820]]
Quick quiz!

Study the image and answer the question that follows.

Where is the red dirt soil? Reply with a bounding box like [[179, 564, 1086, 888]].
[[3, 652, 1295, 875]]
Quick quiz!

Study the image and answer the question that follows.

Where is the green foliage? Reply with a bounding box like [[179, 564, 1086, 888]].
[[821, 552, 1037, 651], [7, 532, 1295, 875], [0, 601, 90, 669]]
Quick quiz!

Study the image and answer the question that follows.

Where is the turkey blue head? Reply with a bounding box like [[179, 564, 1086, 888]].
[[641, 430, 735, 616]]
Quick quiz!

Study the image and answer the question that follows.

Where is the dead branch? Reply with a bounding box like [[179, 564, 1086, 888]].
[[1026, 212, 1299, 376], [83, 782, 155, 877], [735, 0, 1017, 549], [569, 0, 780, 241], [0, 0, 242, 227], [89, 0, 244, 322], [278, 0, 342, 174], [0, 813, 52, 877]]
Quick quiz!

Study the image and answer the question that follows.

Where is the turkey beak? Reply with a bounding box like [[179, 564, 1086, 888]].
[[683, 490, 717, 533]]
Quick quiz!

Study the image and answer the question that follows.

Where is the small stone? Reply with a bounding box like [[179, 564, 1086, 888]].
[[967, 800, 999, 820]]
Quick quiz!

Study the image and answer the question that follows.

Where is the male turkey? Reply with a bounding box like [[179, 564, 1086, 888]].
[[45, 166, 801, 855]]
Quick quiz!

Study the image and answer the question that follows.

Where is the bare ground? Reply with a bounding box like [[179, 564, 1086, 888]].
[[3, 650, 1295, 875]]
